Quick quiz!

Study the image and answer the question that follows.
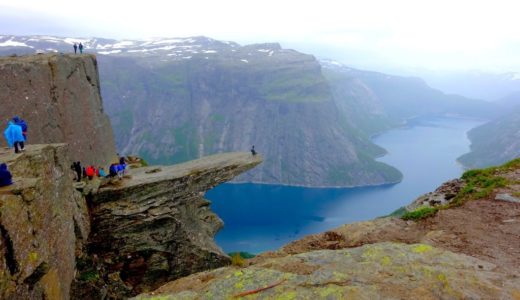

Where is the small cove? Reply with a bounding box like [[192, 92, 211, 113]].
[[207, 116, 484, 254]]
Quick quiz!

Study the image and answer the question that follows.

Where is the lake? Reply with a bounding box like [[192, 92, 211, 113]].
[[207, 117, 483, 254]]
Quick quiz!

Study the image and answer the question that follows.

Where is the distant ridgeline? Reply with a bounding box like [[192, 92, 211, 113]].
[[0, 35, 500, 187]]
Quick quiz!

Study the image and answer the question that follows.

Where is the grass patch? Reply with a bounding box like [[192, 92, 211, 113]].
[[386, 206, 407, 217], [228, 252, 256, 259], [399, 158, 520, 222], [401, 207, 438, 220], [230, 253, 245, 267], [449, 164, 509, 207], [79, 269, 99, 282]]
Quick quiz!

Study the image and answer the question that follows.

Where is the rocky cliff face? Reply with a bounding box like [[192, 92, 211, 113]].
[[0, 144, 89, 299], [74, 152, 262, 297], [0, 53, 116, 166], [96, 43, 402, 187]]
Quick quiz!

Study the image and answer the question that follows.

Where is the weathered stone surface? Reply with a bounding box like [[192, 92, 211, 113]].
[[135, 242, 520, 299], [0, 54, 116, 166], [495, 193, 520, 203], [85, 152, 262, 296], [407, 179, 464, 210], [0, 144, 89, 299]]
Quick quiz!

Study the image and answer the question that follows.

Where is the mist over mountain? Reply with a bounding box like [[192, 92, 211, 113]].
[[411, 70, 520, 101], [0, 35, 500, 187], [458, 91, 520, 168]]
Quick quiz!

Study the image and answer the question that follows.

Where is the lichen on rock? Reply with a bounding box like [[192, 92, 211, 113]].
[[0, 144, 89, 299]]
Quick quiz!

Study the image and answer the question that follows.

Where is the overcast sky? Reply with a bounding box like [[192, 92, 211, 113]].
[[1, 0, 520, 72]]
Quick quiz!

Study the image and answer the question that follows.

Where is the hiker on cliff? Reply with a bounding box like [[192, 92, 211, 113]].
[[251, 145, 257, 156], [73, 43, 78, 54], [13, 116, 28, 141], [79, 43, 84, 54], [4, 121, 25, 154], [97, 167, 106, 177], [0, 163, 13, 187], [116, 163, 126, 179], [71, 161, 82, 182], [86, 165, 96, 180], [109, 164, 117, 177]]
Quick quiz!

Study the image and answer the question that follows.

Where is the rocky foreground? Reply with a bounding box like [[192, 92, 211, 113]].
[[137, 160, 520, 299]]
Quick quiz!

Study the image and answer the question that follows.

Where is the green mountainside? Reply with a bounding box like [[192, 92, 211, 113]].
[[458, 107, 520, 168], [0, 35, 501, 187], [97, 44, 403, 187]]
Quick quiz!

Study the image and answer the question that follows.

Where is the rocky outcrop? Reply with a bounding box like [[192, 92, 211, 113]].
[[0, 144, 89, 299], [136, 242, 520, 299], [406, 178, 464, 210], [0, 54, 116, 166], [79, 152, 262, 297]]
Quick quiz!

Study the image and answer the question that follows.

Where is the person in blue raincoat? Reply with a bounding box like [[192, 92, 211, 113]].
[[4, 121, 25, 153], [12, 116, 28, 140]]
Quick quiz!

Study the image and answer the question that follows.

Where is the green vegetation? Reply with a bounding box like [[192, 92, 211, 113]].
[[228, 252, 256, 259], [230, 253, 245, 267], [79, 269, 99, 282], [259, 68, 330, 102], [449, 159, 514, 207], [401, 207, 438, 220], [400, 158, 519, 221], [386, 206, 407, 217]]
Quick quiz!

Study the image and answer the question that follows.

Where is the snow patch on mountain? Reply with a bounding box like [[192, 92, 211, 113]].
[[99, 50, 122, 55], [0, 39, 32, 48]]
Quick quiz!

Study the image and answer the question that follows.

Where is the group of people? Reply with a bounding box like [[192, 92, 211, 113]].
[[73, 43, 84, 54], [1, 115, 28, 187], [71, 156, 127, 182], [4, 116, 28, 154]]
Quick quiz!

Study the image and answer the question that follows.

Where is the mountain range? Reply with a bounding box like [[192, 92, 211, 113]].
[[0, 35, 503, 186]]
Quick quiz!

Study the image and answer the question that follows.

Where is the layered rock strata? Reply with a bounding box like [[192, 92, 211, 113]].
[[0, 54, 116, 166], [0, 144, 89, 299], [85, 152, 262, 296]]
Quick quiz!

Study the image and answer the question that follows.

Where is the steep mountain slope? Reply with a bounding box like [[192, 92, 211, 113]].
[[0, 35, 403, 187], [322, 61, 499, 122], [458, 108, 520, 168], [457, 91, 520, 168], [96, 44, 402, 187], [1, 35, 498, 186]]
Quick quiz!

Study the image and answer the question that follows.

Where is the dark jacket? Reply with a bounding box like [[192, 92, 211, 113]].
[[0, 163, 13, 187]]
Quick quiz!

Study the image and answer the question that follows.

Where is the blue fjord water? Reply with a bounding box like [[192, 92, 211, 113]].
[[207, 117, 483, 254]]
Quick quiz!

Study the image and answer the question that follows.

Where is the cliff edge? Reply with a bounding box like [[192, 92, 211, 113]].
[[74, 152, 263, 298], [0, 53, 116, 166]]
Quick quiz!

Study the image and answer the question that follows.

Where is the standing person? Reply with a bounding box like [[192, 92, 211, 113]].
[[86, 165, 95, 180], [74, 161, 82, 182], [250, 145, 257, 156], [73, 43, 78, 54], [0, 163, 12, 187], [78, 42, 84, 54], [12, 116, 27, 141], [4, 121, 25, 154], [98, 167, 106, 177]]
